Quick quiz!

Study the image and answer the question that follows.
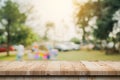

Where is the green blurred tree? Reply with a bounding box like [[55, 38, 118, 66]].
[[0, 0, 26, 56], [0, 28, 6, 44], [116, 32, 120, 53], [93, 0, 120, 41], [0, 0, 38, 56], [74, 0, 97, 43], [74, 0, 120, 49], [10, 24, 39, 46], [93, 0, 120, 53], [70, 37, 80, 44]]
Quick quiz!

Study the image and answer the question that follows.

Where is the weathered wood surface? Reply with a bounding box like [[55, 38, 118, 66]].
[[0, 61, 120, 76], [0, 77, 120, 80]]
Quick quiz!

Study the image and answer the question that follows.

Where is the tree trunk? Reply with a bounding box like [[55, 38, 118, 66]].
[[6, 23, 10, 56], [118, 42, 120, 54], [82, 27, 86, 43]]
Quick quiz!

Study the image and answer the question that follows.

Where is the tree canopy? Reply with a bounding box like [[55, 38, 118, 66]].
[[74, 0, 120, 41], [0, 0, 38, 56], [93, 0, 120, 40], [74, 0, 98, 42], [74, 0, 120, 53]]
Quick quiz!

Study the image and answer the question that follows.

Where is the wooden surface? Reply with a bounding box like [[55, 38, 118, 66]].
[[0, 61, 120, 76], [0, 77, 120, 80]]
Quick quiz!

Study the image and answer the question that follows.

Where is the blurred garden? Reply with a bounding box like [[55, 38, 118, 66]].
[[0, 0, 120, 61]]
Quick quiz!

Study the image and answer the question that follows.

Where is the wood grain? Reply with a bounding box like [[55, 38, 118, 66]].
[[0, 61, 119, 76], [45, 61, 60, 75], [71, 61, 89, 75], [29, 61, 48, 75], [60, 61, 75, 75], [81, 61, 119, 75]]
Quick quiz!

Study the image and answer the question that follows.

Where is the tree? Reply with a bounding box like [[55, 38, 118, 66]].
[[0, 28, 6, 44], [74, 0, 97, 42], [0, 0, 38, 56], [116, 32, 120, 53], [93, 0, 120, 41], [74, 0, 120, 52], [70, 37, 80, 44], [0, 0, 27, 56], [10, 24, 39, 46]]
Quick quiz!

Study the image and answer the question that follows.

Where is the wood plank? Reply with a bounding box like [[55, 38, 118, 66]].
[[0, 61, 11, 69], [99, 61, 120, 70], [1, 61, 24, 75], [0, 61, 18, 75], [45, 61, 60, 75], [0, 61, 120, 76], [18, 61, 41, 75], [29, 61, 48, 75], [60, 61, 75, 75], [5, 61, 27, 75], [2, 61, 35, 75], [99, 61, 120, 75], [81, 61, 117, 75], [94, 61, 117, 75], [71, 61, 89, 75], [27, 61, 43, 75], [0, 61, 10, 75], [0, 61, 10, 66]]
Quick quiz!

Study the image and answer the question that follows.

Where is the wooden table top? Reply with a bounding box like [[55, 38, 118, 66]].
[[0, 61, 120, 76]]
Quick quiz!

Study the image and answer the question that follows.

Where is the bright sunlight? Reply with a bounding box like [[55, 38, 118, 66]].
[[37, 0, 74, 22]]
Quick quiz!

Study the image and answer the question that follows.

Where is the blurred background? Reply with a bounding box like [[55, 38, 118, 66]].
[[0, 0, 120, 61]]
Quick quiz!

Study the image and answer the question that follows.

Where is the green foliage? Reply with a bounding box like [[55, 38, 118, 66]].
[[70, 37, 80, 44], [93, 0, 120, 40], [0, 0, 26, 24], [94, 18, 115, 40], [75, 1, 98, 42], [76, 1, 95, 26], [103, 0, 120, 9], [10, 24, 39, 46], [0, 0, 38, 46], [116, 32, 120, 42], [0, 35, 6, 44], [74, 0, 120, 42]]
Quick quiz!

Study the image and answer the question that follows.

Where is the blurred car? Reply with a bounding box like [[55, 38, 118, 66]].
[[0, 45, 14, 52], [54, 42, 80, 51], [64, 42, 80, 50], [54, 44, 70, 51]]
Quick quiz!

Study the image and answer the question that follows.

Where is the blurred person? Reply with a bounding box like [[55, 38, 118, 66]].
[[16, 44, 24, 61]]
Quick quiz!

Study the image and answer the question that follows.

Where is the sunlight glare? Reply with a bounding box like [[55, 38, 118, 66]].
[[37, 0, 73, 21]]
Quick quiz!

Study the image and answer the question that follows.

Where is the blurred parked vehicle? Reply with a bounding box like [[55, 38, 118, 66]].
[[55, 43, 70, 51], [0, 45, 14, 52], [64, 42, 80, 50], [55, 42, 80, 51]]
